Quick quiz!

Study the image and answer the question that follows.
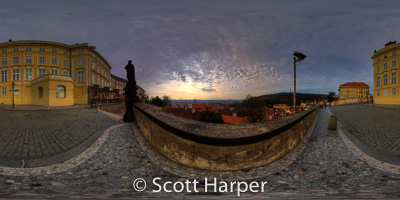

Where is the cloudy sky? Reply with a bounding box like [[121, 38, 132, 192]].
[[1, 0, 399, 100]]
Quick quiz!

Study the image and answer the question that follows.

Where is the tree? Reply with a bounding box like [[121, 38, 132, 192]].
[[162, 95, 171, 107], [327, 92, 335, 102], [150, 96, 163, 107], [199, 109, 224, 124], [239, 94, 266, 123]]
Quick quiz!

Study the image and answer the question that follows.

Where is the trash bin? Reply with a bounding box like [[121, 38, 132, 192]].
[[328, 116, 337, 130]]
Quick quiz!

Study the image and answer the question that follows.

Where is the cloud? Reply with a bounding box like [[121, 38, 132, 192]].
[[202, 88, 216, 93], [1, 0, 397, 99]]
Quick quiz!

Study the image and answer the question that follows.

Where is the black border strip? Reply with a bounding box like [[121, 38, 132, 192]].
[[134, 104, 318, 146]]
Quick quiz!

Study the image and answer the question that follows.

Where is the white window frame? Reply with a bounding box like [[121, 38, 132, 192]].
[[39, 56, 45, 64], [392, 72, 397, 83], [25, 68, 32, 80], [51, 57, 57, 65], [39, 69, 46, 77], [13, 69, 19, 81], [78, 71, 84, 82], [2, 87, 6, 95], [51, 69, 58, 75], [1, 70, 7, 82], [26, 55, 32, 63]]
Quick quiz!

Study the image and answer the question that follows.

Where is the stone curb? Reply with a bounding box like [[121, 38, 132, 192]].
[[327, 108, 400, 175]]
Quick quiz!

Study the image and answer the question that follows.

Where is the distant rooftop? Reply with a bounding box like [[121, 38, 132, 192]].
[[340, 82, 369, 86]]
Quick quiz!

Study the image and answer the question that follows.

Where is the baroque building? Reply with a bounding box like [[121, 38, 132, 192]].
[[371, 41, 400, 105], [338, 82, 369, 100], [0, 40, 144, 106]]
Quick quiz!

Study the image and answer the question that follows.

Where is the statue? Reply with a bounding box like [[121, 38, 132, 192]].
[[123, 60, 137, 122]]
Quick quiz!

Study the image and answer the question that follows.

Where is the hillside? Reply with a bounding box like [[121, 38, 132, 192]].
[[259, 92, 327, 107]]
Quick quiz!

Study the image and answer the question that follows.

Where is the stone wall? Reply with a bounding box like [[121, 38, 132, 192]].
[[134, 103, 319, 171], [92, 103, 125, 115], [333, 98, 367, 106]]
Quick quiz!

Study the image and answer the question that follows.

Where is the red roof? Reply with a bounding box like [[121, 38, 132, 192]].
[[222, 115, 247, 124], [340, 82, 369, 86]]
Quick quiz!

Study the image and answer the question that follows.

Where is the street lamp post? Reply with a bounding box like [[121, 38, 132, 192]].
[[293, 51, 307, 115], [11, 82, 15, 109]]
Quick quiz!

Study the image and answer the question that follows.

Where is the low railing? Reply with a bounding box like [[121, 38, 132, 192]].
[[91, 98, 124, 104], [133, 103, 319, 171]]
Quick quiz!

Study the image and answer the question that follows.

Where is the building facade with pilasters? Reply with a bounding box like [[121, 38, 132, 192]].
[[0, 40, 114, 106], [371, 41, 400, 105]]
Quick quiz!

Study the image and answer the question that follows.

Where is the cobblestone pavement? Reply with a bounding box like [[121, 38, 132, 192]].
[[0, 108, 117, 167], [0, 108, 399, 199], [330, 104, 400, 157]]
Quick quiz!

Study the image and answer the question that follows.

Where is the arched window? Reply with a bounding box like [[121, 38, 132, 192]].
[[38, 87, 43, 98], [56, 85, 66, 98]]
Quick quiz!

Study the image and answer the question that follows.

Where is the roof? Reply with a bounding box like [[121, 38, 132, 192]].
[[340, 82, 369, 86], [222, 115, 247, 124]]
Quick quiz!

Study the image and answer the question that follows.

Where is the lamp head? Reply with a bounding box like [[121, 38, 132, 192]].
[[294, 51, 307, 60], [12, 82, 15, 87]]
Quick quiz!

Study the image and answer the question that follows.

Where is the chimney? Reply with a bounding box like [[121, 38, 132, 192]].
[[8, 39, 12, 42]]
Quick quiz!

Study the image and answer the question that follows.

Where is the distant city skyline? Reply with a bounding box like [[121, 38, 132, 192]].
[[1, 0, 399, 100]]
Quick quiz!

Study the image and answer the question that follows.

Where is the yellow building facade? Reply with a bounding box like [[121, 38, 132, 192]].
[[0, 40, 114, 106], [371, 41, 400, 105], [338, 82, 370, 100]]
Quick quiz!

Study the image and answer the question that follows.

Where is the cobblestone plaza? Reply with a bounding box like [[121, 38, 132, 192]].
[[0, 105, 399, 199]]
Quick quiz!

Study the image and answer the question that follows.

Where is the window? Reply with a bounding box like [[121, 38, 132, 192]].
[[13, 56, 19, 64], [392, 60, 397, 67], [26, 56, 32, 63], [376, 66, 380, 72], [384, 89, 387, 96], [377, 90, 380, 96], [383, 74, 388, 85], [98, 66, 100, 72], [13, 47, 19, 52], [392, 72, 397, 83], [26, 47, 32, 51], [97, 77, 100, 84], [39, 69, 46, 77], [383, 63, 387, 70], [2, 87, 5, 95], [393, 51, 397, 56], [78, 58, 84, 66], [2, 49, 6, 53], [63, 59, 68, 67], [14, 86, 19, 95], [52, 48, 57, 53], [51, 69, 58, 75], [51, 57, 57, 65], [25, 68, 32, 80], [392, 88, 396, 96], [2, 58, 6, 65], [38, 87, 43, 98], [92, 74, 95, 84], [78, 71, 84, 82], [39, 47, 45, 52], [56, 85, 66, 98], [101, 79, 104, 87], [384, 54, 388, 58], [39, 56, 45, 64], [63, 50, 68, 55], [1, 70, 7, 82], [13, 69, 19, 81], [92, 63, 95, 69], [78, 50, 84, 55]]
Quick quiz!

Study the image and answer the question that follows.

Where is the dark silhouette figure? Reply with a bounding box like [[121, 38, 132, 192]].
[[123, 60, 138, 122]]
